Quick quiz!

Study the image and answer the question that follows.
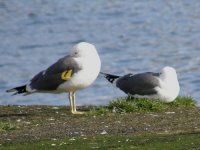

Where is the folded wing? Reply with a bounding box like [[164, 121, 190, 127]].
[[116, 72, 160, 95], [30, 56, 81, 91]]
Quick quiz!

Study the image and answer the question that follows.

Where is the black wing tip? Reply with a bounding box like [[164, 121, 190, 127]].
[[6, 85, 27, 95], [6, 89, 19, 96], [100, 72, 120, 83], [6, 88, 15, 93]]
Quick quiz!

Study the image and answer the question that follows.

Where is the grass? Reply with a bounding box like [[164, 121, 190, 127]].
[[0, 96, 199, 149], [1, 132, 200, 150], [89, 96, 197, 115], [169, 96, 196, 107], [88, 107, 110, 116], [0, 121, 19, 131]]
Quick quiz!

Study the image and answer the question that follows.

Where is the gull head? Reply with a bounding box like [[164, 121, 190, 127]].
[[71, 42, 99, 58], [161, 66, 177, 76], [159, 66, 180, 102], [160, 66, 178, 82]]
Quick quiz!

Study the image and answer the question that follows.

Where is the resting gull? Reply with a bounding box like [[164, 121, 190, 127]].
[[7, 42, 101, 114], [101, 66, 180, 103]]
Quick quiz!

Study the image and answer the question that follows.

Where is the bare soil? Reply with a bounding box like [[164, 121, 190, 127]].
[[0, 105, 200, 145]]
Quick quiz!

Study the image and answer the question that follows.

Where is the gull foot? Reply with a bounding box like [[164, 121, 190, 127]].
[[71, 111, 86, 115]]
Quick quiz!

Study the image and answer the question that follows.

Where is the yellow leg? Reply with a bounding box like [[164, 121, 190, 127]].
[[68, 92, 74, 112], [72, 92, 76, 112], [70, 92, 86, 115]]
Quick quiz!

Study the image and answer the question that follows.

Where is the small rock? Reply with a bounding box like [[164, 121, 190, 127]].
[[69, 138, 76, 141], [91, 146, 99, 149], [16, 119, 21, 122], [52, 138, 57, 141], [74, 132, 79, 134], [115, 121, 121, 124], [100, 130, 108, 135], [149, 114, 159, 117], [165, 112, 175, 114], [52, 107, 59, 110], [24, 121, 31, 125], [59, 142, 67, 145], [48, 118, 55, 121]]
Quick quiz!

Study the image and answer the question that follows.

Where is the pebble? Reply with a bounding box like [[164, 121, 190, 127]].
[[69, 138, 76, 141], [52, 107, 59, 110], [100, 130, 108, 135], [165, 112, 175, 114]]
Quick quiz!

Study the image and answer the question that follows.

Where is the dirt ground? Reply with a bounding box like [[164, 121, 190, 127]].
[[0, 105, 200, 145]]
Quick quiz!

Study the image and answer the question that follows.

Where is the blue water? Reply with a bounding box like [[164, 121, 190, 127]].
[[0, 0, 200, 106]]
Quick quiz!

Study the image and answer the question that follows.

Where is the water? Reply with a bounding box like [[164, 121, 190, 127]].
[[0, 0, 200, 106]]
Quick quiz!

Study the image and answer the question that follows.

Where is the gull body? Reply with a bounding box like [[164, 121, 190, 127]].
[[102, 66, 180, 103], [7, 42, 101, 114]]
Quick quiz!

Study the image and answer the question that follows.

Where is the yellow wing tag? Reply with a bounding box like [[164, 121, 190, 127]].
[[61, 70, 72, 80]]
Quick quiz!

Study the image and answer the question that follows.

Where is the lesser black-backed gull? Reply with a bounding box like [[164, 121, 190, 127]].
[[101, 66, 180, 102], [7, 42, 101, 114]]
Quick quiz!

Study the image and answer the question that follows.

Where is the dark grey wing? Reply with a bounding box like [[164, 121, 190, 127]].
[[116, 72, 160, 95], [30, 55, 80, 91]]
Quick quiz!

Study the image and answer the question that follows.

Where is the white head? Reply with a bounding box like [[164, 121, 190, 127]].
[[70, 42, 101, 80], [158, 66, 180, 102], [71, 42, 99, 58], [160, 66, 178, 80]]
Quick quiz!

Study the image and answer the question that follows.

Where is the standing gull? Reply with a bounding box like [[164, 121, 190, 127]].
[[7, 42, 101, 114], [101, 66, 180, 103]]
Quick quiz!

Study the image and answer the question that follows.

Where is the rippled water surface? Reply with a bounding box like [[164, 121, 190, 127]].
[[0, 0, 200, 106]]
